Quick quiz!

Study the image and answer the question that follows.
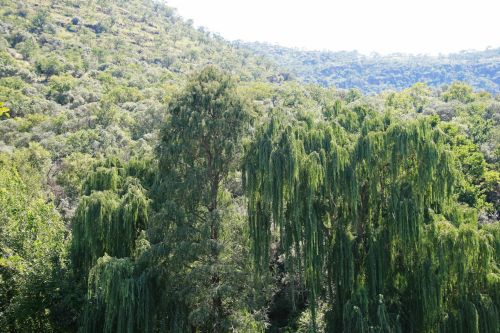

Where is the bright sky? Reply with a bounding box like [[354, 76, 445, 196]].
[[165, 0, 500, 55]]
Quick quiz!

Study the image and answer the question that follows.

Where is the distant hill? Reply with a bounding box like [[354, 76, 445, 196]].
[[240, 42, 500, 93]]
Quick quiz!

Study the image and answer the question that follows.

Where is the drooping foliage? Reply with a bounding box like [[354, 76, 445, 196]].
[[69, 157, 154, 333], [243, 108, 499, 332], [82, 255, 139, 333], [71, 160, 149, 277]]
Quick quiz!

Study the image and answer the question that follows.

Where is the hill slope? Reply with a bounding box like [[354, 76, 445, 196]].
[[0, 0, 284, 156]]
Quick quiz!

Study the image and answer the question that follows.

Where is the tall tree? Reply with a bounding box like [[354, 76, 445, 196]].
[[155, 65, 251, 331]]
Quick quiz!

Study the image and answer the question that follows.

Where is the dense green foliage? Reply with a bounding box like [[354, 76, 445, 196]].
[[242, 42, 500, 94], [0, 0, 499, 332], [244, 105, 498, 332], [0, 145, 68, 331]]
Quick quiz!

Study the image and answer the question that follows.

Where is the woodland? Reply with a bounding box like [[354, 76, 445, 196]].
[[0, 0, 499, 332], [244, 42, 500, 94]]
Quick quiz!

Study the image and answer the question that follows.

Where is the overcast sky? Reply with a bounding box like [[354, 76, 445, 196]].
[[165, 0, 500, 55]]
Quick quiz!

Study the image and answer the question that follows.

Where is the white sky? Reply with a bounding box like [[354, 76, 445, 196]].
[[165, 0, 500, 55]]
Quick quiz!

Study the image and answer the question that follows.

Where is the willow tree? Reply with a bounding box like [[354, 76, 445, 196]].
[[71, 163, 149, 279], [154, 65, 251, 331], [69, 158, 151, 333], [243, 109, 499, 332]]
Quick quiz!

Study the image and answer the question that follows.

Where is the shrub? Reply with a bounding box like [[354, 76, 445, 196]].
[[48, 75, 76, 105], [29, 11, 48, 34], [35, 56, 64, 76]]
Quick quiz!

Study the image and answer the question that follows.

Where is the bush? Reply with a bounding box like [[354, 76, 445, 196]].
[[7, 31, 28, 48], [442, 82, 476, 103], [35, 56, 64, 76], [0, 102, 9, 118], [0, 76, 26, 90], [101, 85, 143, 105], [29, 11, 48, 34], [48, 75, 76, 105], [0, 86, 31, 117], [0, 51, 18, 77]]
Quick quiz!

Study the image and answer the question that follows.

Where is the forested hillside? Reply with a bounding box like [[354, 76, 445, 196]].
[[0, 0, 499, 332], [242, 42, 500, 94], [0, 0, 283, 156]]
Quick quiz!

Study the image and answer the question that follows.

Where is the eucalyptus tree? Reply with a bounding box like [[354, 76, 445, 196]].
[[154, 65, 252, 332]]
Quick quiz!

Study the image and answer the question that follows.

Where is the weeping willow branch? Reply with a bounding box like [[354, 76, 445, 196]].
[[243, 111, 499, 332]]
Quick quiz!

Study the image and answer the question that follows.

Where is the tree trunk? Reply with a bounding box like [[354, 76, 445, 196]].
[[209, 175, 222, 333]]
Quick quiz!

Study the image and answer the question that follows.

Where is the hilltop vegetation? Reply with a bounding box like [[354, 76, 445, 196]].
[[243, 42, 500, 94], [0, 0, 499, 332]]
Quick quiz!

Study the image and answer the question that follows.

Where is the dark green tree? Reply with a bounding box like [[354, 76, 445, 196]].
[[243, 109, 499, 332], [155, 65, 252, 332], [71, 162, 149, 278]]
